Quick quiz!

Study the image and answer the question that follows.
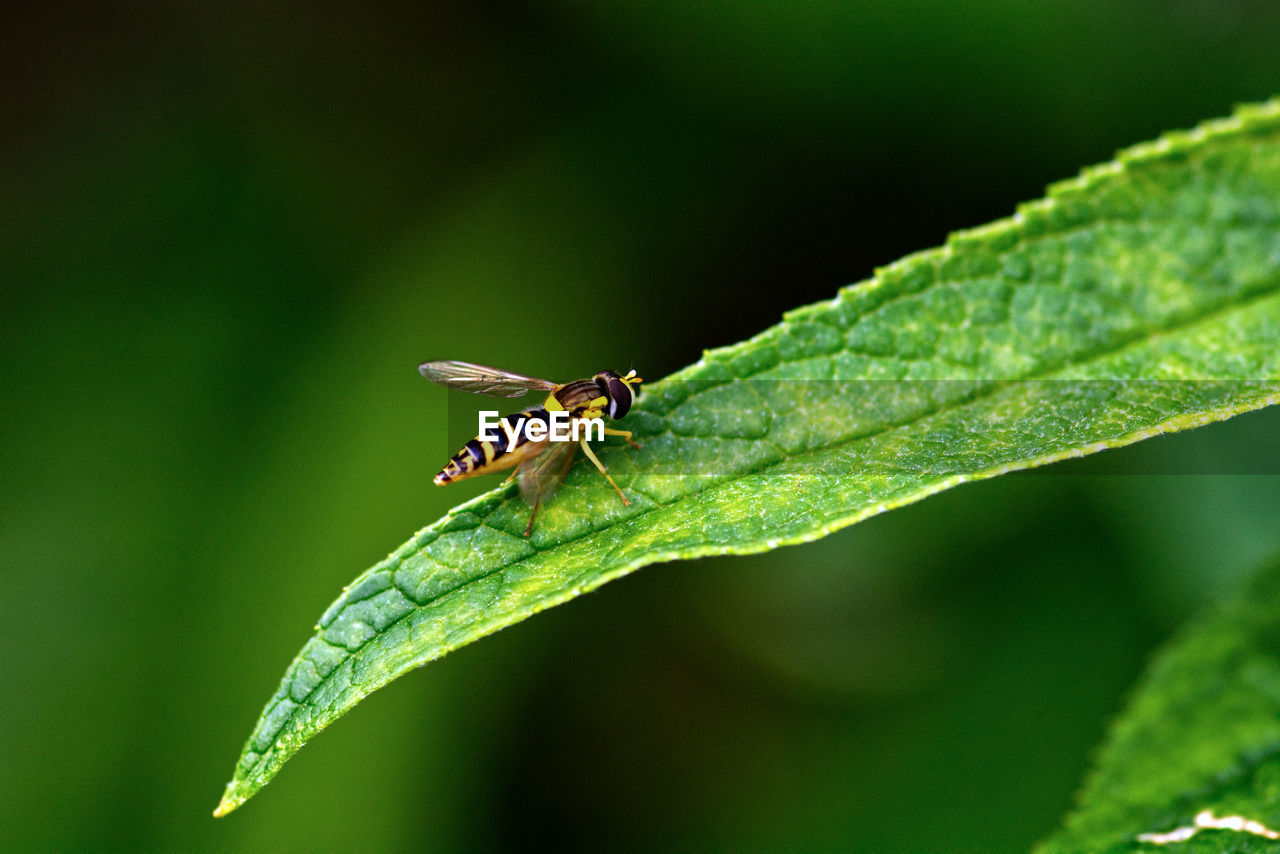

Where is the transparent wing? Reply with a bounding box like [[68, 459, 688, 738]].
[[517, 441, 576, 505], [417, 360, 557, 398]]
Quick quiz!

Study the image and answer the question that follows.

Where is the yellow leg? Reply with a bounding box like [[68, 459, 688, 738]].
[[602, 426, 642, 449], [579, 437, 630, 506]]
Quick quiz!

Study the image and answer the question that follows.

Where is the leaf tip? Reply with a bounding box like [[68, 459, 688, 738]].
[[213, 785, 245, 818]]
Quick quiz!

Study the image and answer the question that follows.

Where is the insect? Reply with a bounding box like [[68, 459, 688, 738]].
[[419, 360, 643, 535]]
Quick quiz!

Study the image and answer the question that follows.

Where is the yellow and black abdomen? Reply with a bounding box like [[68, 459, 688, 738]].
[[434, 408, 550, 486]]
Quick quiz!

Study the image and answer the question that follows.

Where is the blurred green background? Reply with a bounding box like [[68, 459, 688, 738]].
[[5, 2, 1280, 851]]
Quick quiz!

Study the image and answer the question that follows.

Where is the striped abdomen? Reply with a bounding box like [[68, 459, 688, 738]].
[[434, 408, 550, 486]]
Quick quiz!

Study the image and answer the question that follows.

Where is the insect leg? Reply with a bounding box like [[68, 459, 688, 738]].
[[602, 426, 641, 449], [515, 441, 572, 535], [579, 437, 630, 506], [524, 493, 541, 537]]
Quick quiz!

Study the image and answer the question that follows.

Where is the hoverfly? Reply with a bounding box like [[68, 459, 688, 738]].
[[419, 360, 643, 535]]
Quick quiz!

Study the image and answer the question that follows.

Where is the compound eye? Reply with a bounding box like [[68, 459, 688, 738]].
[[605, 376, 633, 418]]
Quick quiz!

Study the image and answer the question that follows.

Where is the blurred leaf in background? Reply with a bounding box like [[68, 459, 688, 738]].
[[4, 1, 1280, 851]]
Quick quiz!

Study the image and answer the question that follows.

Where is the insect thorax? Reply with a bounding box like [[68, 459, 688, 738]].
[[546, 379, 610, 419]]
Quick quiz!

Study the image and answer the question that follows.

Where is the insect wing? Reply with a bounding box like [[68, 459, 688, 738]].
[[418, 360, 557, 398], [517, 440, 576, 505]]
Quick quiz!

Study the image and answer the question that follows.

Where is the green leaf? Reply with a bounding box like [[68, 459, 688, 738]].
[[1037, 554, 1280, 853], [215, 99, 1280, 815]]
